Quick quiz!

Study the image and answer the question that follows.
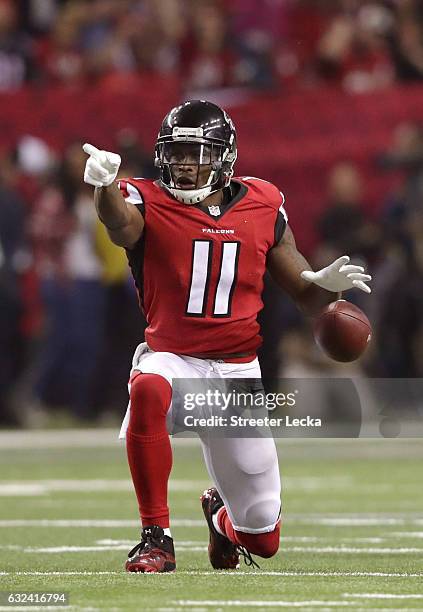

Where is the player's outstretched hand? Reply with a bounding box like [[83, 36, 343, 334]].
[[83, 143, 121, 188], [300, 256, 372, 294]]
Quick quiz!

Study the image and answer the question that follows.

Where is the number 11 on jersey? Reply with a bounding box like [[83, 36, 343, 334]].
[[186, 240, 241, 318]]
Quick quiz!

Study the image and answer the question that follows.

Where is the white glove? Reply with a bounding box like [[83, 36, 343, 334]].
[[82, 143, 121, 188], [300, 255, 372, 294]]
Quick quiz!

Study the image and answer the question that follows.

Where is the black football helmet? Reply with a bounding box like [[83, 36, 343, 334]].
[[155, 100, 237, 204]]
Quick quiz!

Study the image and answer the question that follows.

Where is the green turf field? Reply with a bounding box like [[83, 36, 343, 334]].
[[0, 431, 422, 611]]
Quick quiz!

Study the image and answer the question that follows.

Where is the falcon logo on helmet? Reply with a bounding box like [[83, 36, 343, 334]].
[[155, 100, 237, 205]]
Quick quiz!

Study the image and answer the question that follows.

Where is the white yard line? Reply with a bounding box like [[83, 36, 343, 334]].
[[0, 608, 99, 612], [0, 429, 196, 449], [0, 429, 121, 449], [0, 479, 208, 495], [1, 429, 423, 457], [94, 536, 388, 545], [22, 545, 208, 553], [353, 609, 417, 612], [13, 544, 423, 554], [343, 593, 423, 599], [277, 546, 423, 554], [1, 516, 423, 528], [0, 608, 80, 612], [0, 476, 361, 496], [301, 517, 419, 526], [159, 606, 418, 612], [95, 539, 204, 545], [1, 571, 422, 577], [177, 601, 355, 608], [335, 538, 386, 543], [0, 571, 118, 576], [158, 608, 419, 612], [0, 519, 203, 528], [390, 531, 423, 538]]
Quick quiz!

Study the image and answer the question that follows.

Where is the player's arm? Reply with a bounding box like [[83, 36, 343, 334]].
[[266, 224, 371, 316], [83, 143, 144, 249], [94, 182, 144, 248]]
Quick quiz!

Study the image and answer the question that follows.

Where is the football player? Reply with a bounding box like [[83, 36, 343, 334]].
[[83, 100, 371, 573]]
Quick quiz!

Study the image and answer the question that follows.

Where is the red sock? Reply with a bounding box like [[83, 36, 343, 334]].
[[126, 372, 172, 528], [217, 506, 280, 558]]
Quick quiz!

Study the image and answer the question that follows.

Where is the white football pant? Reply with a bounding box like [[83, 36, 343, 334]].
[[120, 342, 281, 533]]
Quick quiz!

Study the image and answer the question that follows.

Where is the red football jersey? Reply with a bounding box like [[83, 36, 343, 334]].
[[118, 177, 287, 356]]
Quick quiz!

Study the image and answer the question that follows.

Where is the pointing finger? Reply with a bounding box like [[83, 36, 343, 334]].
[[83, 143, 102, 160]]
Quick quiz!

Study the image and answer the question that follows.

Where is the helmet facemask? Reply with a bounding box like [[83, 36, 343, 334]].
[[155, 132, 237, 205]]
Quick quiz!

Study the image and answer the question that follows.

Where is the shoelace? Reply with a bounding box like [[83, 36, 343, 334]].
[[127, 534, 164, 558], [236, 545, 260, 569]]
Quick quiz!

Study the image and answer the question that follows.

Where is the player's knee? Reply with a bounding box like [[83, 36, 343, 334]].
[[129, 373, 171, 435], [245, 499, 280, 533]]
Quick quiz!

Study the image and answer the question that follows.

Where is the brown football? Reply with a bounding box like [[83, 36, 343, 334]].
[[313, 300, 372, 362]]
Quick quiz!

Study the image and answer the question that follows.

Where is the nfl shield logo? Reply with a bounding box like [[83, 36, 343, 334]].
[[208, 205, 221, 217]]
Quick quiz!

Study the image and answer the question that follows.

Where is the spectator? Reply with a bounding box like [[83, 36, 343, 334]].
[[230, 0, 285, 89], [388, 0, 423, 82], [35, 2, 86, 85], [0, 0, 35, 91], [376, 208, 423, 377], [110, 0, 186, 80], [318, 161, 380, 261], [315, 1, 394, 92], [18, 0, 59, 37], [181, 0, 235, 93], [381, 122, 423, 242]]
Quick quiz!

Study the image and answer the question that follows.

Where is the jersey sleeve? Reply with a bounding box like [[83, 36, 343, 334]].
[[117, 179, 145, 217], [239, 176, 288, 246]]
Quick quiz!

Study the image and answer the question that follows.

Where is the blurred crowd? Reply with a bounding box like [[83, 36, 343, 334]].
[[2, 0, 423, 427], [1, 0, 423, 94], [0, 130, 157, 426], [2, 120, 423, 427]]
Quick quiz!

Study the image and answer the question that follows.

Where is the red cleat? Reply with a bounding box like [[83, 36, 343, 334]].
[[125, 526, 176, 573], [201, 487, 240, 570]]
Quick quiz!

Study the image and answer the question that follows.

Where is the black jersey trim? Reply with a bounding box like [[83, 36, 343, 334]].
[[273, 210, 287, 246], [125, 233, 146, 314], [132, 201, 145, 217]]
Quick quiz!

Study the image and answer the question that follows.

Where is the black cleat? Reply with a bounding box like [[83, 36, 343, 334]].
[[201, 487, 240, 570], [125, 526, 176, 573]]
